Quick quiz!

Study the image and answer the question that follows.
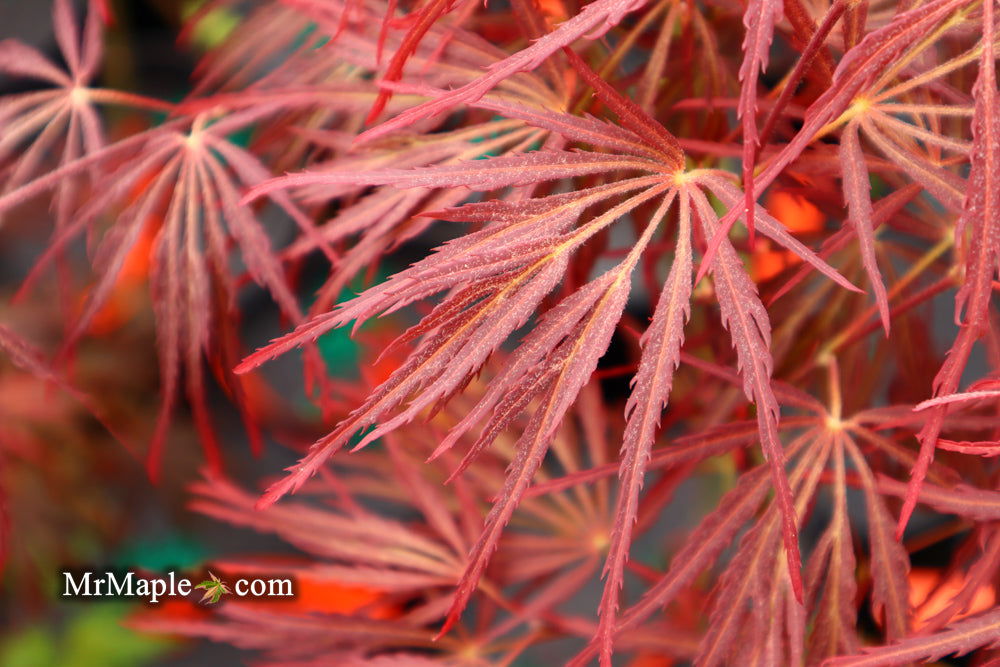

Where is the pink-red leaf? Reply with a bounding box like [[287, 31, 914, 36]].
[[844, 438, 910, 640], [899, 0, 999, 537], [690, 187, 802, 602], [595, 189, 692, 665], [356, 0, 651, 143], [823, 608, 1000, 666], [737, 0, 782, 243], [880, 475, 1000, 522], [840, 121, 891, 333], [242, 150, 663, 204]]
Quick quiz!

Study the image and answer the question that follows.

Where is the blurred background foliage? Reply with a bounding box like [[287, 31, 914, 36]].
[[0, 3, 375, 664]]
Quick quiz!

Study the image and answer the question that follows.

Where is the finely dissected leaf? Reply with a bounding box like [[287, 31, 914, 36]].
[[899, 0, 999, 537], [839, 121, 891, 333], [844, 438, 910, 640], [595, 189, 691, 665], [698, 0, 974, 272], [356, 0, 652, 143], [1, 0, 106, 254], [436, 261, 636, 471], [243, 150, 666, 203], [437, 195, 672, 636], [5, 108, 327, 474], [808, 434, 858, 660], [823, 608, 1000, 666], [269, 195, 605, 345], [440, 263, 647, 635], [914, 389, 1000, 411], [255, 253, 572, 508], [0, 0, 170, 233], [736, 0, 782, 242], [695, 431, 829, 667], [562, 47, 684, 168], [12, 0, 1000, 661], [569, 430, 818, 666], [241, 139, 674, 505], [879, 476, 1000, 521], [689, 186, 802, 602]]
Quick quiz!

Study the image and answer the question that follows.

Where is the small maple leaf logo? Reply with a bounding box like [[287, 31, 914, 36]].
[[194, 572, 231, 604]]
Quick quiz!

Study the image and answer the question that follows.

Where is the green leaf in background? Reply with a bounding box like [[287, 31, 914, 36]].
[[0, 605, 171, 667], [182, 1, 240, 50]]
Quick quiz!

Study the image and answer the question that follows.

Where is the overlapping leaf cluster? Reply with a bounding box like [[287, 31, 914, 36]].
[[2, 0, 1000, 663]]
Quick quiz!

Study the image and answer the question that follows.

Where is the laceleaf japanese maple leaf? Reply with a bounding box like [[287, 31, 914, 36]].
[[900, 0, 1000, 541], [352, 0, 655, 143], [566, 359, 916, 665], [132, 381, 701, 664], [913, 376, 1000, 455], [7, 0, 1000, 663], [736, 0, 782, 244], [237, 51, 861, 656], [690, 0, 995, 542], [0, 0, 173, 209], [701, 0, 983, 300], [180, 0, 577, 318], [0, 0, 170, 313], [0, 106, 335, 478], [0, 0, 104, 217]]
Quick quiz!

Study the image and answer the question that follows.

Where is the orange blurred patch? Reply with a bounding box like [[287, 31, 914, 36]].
[[85, 218, 159, 335], [362, 349, 408, 388], [908, 567, 996, 631], [751, 242, 792, 282], [359, 329, 410, 387], [537, 0, 569, 22], [628, 654, 674, 667], [84, 168, 164, 335], [751, 190, 825, 282], [764, 190, 825, 234], [128, 597, 213, 634]]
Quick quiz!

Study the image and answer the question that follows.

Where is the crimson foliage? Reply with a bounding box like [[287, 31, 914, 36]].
[[2, 0, 1000, 664]]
